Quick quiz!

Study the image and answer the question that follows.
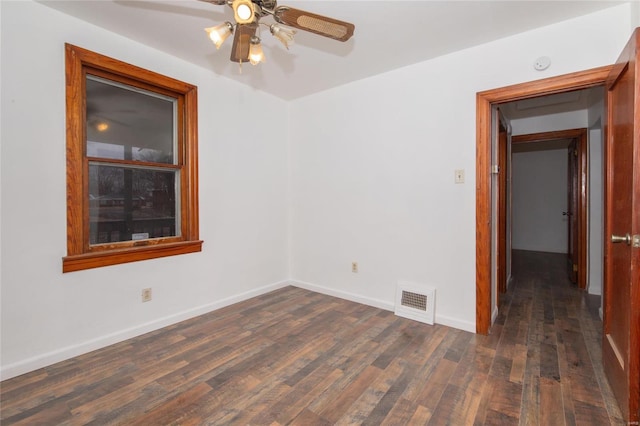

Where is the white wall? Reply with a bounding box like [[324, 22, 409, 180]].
[[0, 1, 289, 379], [509, 108, 589, 256], [588, 128, 604, 295], [587, 89, 605, 296], [490, 109, 498, 323], [511, 110, 588, 136], [288, 4, 631, 332], [512, 149, 568, 253], [632, 2, 640, 30], [0, 2, 3, 352]]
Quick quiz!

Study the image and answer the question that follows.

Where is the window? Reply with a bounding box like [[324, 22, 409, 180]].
[[64, 44, 201, 272]]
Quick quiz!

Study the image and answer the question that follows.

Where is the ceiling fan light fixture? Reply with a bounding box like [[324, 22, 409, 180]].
[[205, 22, 234, 49], [270, 24, 296, 50], [233, 0, 256, 24], [248, 36, 265, 65], [202, 0, 355, 69]]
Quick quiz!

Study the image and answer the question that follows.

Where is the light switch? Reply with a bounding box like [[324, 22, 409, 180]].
[[455, 169, 465, 184]]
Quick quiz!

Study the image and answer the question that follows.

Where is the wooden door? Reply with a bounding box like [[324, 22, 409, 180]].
[[567, 139, 578, 283], [603, 28, 640, 424], [497, 116, 508, 296]]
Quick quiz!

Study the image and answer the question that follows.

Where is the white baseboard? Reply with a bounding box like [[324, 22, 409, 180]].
[[290, 279, 395, 311], [0, 280, 290, 381], [435, 314, 476, 333], [507, 274, 514, 291], [599, 306, 603, 321], [492, 305, 499, 325], [2, 279, 479, 380], [290, 280, 476, 333]]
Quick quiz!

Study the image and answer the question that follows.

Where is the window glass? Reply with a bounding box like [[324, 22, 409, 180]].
[[85, 76, 180, 245], [86, 77, 176, 164], [88, 165, 179, 244]]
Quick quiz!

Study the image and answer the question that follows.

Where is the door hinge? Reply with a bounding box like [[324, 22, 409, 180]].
[[491, 165, 499, 174], [573, 264, 578, 272], [633, 235, 640, 248], [574, 149, 578, 157]]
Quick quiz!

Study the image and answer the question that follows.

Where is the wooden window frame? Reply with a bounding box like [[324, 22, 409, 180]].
[[63, 44, 202, 272]]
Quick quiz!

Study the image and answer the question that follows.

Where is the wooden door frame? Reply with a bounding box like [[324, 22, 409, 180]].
[[497, 113, 508, 298], [476, 65, 613, 335], [511, 128, 588, 290], [568, 138, 580, 284]]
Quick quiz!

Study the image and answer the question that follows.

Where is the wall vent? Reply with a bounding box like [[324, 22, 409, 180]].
[[394, 282, 435, 325]]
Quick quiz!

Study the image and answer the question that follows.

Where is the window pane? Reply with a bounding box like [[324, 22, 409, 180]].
[[88, 164, 179, 244], [86, 76, 176, 164]]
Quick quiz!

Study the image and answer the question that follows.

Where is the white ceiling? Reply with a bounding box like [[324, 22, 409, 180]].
[[39, 0, 625, 100], [500, 87, 599, 120]]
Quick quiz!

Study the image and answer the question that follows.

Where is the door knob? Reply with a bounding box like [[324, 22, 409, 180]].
[[562, 211, 570, 216], [611, 233, 631, 245]]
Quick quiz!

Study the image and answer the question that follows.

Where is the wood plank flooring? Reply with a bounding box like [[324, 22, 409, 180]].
[[0, 250, 625, 424]]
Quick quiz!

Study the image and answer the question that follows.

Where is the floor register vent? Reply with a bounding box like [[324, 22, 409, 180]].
[[394, 282, 435, 325]]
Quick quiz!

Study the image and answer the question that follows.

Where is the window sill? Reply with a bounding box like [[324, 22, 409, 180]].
[[63, 240, 203, 273]]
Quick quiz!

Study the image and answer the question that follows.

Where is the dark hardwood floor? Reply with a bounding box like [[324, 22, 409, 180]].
[[0, 250, 625, 425]]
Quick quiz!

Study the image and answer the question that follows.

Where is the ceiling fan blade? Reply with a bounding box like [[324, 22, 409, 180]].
[[230, 22, 258, 63], [273, 7, 354, 42]]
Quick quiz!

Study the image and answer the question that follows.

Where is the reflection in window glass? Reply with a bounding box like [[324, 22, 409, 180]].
[[85, 77, 176, 165], [86, 141, 173, 163], [88, 165, 179, 244]]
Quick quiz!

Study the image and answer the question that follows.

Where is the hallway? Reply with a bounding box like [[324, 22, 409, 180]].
[[500, 250, 623, 424]]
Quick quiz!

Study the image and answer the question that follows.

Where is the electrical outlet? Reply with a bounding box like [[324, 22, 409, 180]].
[[141, 288, 152, 302], [352, 262, 358, 273]]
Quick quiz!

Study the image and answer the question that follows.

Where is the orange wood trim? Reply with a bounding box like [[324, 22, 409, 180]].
[[67, 44, 196, 93], [86, 157, 182, 170], [478, 66, 613, 104], [511, 128, 587, 144], [65, 45, 85, 257], [476, 94, 492, 334], [476, 66, 613, 335], [568, 139, 578, 283], [64, 44, 201, 272], [63, 241, 203, 273], [185, 86, 200, 241], [577, 130, 588, 290], [84, 235, 184, 253]]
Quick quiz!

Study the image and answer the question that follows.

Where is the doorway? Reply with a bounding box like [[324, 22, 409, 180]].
[[507, 127, 590, 291], [478, 30, 640, 423], [475, 65, 612, 335]]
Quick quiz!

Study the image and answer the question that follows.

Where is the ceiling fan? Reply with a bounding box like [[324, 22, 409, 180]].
[[199, 0, 355, 66]]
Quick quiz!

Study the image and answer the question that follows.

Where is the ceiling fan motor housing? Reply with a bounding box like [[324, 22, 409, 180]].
[[255, 0, 277, 11]]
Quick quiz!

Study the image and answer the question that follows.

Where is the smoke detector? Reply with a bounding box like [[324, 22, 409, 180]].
[[534, 56, 551, 71]]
